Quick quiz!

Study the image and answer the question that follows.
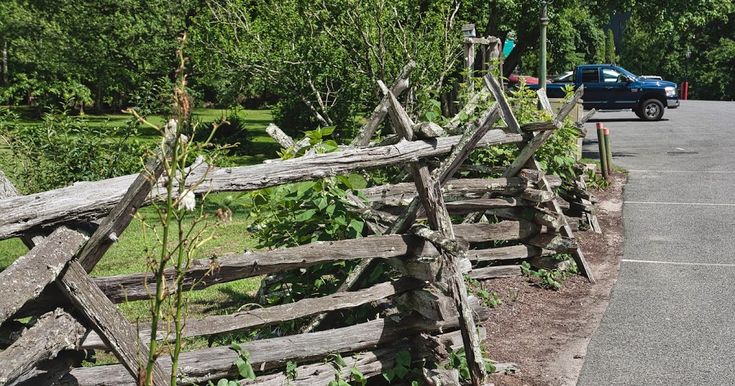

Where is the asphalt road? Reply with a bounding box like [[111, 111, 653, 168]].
[[577, 100, 735, 385]]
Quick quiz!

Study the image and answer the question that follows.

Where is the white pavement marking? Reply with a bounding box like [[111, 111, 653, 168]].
[[625, 201, 735, 207], [622, 259, 735, 268], [628, 169, 735, 174]]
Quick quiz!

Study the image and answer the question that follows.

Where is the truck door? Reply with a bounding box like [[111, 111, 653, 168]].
[[601, 67, 637, 109], [579, 68, 605, 110]]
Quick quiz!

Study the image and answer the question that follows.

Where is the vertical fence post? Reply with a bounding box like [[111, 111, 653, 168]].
[[604, 126, 613, 176], [596, 122, 608, 179]]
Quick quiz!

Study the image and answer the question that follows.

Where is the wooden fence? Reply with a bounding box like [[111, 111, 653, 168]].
[[0, 70, 597, 386]]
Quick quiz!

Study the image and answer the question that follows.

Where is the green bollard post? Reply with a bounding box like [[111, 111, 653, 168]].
[[596, 122, 608, 179]]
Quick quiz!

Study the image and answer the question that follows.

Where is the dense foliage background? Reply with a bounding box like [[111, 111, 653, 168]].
[[0, 0, 732, 127]]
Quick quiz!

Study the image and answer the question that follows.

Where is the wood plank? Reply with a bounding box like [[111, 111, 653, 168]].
[[246, 346, 404, 386], [520, 121, 557, 132], [468, 245, 542, 262], [526, 233, 578, 252], [503, 86, 584, 177], [432, 104, 501, 183], [94, 234, 437, 303], [0, 130, 523, 241], [351, 61, 416, 146], [0, 169, 18, 198], [361, 177, 528, 207], [57, 261, 168, 386], [500, 85, 595, 282], [76, 133, 171, 271], [443, 198, 535, 214], [265, 123, 295, 148], [81, 279, 422, 350], [468, 265, 522, 280], [0, 227, 88, 323], [9, 350, 85, 386], [62, 309, 489, 386], [484, 74, 521, 134], [454, 221, 540, 243], [381, 85, 487, 385], [0, 309, 85, 385], [444, 91, 485, 134], [537, 89, 553, 113]]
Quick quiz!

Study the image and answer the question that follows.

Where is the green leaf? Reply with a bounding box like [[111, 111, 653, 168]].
[[326, 203, 336, 216], [295, 209, 317, 222], [216, 379, 229, 386], [394, 365, 409, 379], [235, 357, 256, 380], [286, 360, 298, 380], [349, 219, 364, 235], [347, 173, 367, 189], [351, 367, 366, 385], [332, 353, 347, 367], [395, 350, 411, 367], [382, 368, 395, 382]]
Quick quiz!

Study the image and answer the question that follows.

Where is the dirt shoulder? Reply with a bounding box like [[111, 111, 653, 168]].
[[484, 172, 626, 386]]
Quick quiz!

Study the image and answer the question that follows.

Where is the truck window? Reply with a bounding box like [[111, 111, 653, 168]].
[[581, 68, 599, 83], [602, 68, 623, 83]]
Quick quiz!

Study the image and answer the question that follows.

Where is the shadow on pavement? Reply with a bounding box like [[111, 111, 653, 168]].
[[589, 117, 670, 123]]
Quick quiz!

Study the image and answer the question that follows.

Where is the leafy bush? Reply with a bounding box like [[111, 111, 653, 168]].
[[194, 109, 250, 155], [240, 128, 368, 316], [0, 74, 93, 115], [468, 82, 581, 182], [128, 77, 175, 117], [0, 111, 148, 193]]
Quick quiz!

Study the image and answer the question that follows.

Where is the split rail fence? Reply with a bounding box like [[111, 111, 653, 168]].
[[0, 67, 596, 385]]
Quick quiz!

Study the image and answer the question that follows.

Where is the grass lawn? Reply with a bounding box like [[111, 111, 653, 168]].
[[0, 108, 282, 354]]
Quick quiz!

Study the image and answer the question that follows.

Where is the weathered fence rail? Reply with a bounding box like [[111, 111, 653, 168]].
[[0, 69, 597, 386]]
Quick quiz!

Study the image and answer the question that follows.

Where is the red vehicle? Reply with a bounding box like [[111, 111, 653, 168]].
[[508, 73, 539, 86]]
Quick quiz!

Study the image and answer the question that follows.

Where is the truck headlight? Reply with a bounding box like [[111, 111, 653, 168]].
[[665, 86, 676, 97]]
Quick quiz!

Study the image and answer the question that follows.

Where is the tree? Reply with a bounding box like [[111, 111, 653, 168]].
[[192, 0, 463, 134], [0, 0, 193, 113], [618, 0, 735, 100], [605, 29, 617, 64]]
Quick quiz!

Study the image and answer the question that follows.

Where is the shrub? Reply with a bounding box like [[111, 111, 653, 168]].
[[0, 111, 148, 193], [194, 109, 250, 155]]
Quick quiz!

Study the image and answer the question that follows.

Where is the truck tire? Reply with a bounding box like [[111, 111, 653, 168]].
[[633, 107, 644, 119], [639, 99, 665, 121]]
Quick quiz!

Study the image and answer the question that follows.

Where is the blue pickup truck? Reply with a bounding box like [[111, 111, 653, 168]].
[[532, 64, 680, 121]]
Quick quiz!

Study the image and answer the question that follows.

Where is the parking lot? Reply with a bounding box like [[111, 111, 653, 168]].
[[578, 100, 735, 385]]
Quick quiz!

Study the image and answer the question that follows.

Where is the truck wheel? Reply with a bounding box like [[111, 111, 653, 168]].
[[639, 99, 665, 121], [633, 107, 644, 119]]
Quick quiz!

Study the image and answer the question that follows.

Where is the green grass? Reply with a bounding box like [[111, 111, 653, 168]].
[[0, 108, 281, 330]]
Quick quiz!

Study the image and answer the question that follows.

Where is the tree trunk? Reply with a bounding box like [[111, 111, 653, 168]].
[[2, 41, 7, 85], [94, 83, 103, 113]]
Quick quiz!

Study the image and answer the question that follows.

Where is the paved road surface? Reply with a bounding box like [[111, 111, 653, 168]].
[[578, 100, 735, 385]]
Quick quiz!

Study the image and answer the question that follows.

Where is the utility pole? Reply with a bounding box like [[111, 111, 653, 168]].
[[539, 1, 549, 89]]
